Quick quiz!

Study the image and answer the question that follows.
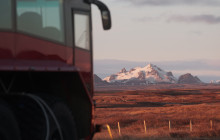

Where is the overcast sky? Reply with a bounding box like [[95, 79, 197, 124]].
[[92, 0, 220, 62]]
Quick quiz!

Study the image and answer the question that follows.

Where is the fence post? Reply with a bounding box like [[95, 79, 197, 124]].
[[118, 122, 121, 136], [144, 120, 147, 134], [106, 124, 113, 140], [169, 120, 171, 131], [190, 120, 192, 132]]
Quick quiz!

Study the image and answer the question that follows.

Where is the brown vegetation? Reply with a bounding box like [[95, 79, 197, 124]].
[[93, 84, 220, 140]]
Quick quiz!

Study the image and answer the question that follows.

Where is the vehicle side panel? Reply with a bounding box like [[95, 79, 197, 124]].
[[0, 32, 15, 59]]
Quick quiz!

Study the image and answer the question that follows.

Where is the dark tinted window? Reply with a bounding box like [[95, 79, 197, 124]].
[[0, 0, 12, 29], [16, 0, 65, 43]]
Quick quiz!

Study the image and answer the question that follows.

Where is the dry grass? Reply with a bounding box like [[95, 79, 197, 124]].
[[93, 84, 220, 140]]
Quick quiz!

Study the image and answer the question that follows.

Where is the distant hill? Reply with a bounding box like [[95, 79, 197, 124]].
[[178, 73, 203, 84], [94, 74, 109, 86], [210, 80, 220, 84]]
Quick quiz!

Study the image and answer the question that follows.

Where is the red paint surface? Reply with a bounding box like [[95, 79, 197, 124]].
[[0, 32, 15, 59], [0, 32, 74, 70], [16, 33, 66, 61], [0, 32, 92, 73], [75, 48, 91, 72], [75, 48, 93, 97]]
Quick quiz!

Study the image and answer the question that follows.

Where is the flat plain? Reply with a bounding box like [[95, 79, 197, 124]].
[[93, 84, 220, 140]]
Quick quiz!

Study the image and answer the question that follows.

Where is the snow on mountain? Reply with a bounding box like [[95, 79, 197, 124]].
[[210, 80, 220, 84], [103, 64, 177, 84]]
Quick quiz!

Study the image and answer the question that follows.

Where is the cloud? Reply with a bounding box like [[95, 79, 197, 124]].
[[173, 70, 220, 77], [134, 14, 220, 24], [134, 17, 160, 22], [167, 15, 220, 24], [189, 31, 203, 35], [120, 0, 220, 6]]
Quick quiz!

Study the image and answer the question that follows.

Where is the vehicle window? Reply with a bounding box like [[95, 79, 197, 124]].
[[16, 0, 64, 43], [74, 13, 90, 50], [0, 0, 12, 29]]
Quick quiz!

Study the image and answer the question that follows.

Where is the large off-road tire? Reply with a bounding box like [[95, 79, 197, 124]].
[[4, 95, 48, 140], [0, 100, 21, 140], [49, 101, 78, 140], [2, 95, 78, 140]]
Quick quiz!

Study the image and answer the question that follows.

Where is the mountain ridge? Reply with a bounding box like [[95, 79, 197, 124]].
[[103, 64, 177, 85], [94, 59, 220, 82], [100, 63, 202, 85]]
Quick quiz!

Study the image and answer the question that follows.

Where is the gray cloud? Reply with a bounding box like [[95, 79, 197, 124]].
[[167, 15, 220, 24], [189, 31, 203, 35], [134, 14, 220, 25], [134, 17, 160, 22], [120, 0, 220, 6]]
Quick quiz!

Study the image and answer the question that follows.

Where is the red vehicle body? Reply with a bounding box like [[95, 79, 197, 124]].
[[0, 0, 111, 140]]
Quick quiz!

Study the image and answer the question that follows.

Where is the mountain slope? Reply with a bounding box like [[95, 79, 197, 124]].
[[103, 64, 177, 85], [178, 73, 203, 84], [94, 74, 109, 86]]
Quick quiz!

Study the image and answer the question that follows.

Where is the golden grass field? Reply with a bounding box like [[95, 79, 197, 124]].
[[93, 84, 220, 140]]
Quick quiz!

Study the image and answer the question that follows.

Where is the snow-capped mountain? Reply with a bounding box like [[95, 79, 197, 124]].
[[103, 64, 177, 85]]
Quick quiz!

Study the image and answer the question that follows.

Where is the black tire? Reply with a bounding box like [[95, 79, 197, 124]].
[[0, 100, 21, 140], [2, 94, 78, 140], [49, 102, 78, 140], [4, 95, 48, 140]]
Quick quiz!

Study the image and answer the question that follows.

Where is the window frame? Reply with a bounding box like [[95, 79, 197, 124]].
[[72, 10, 92, 52]]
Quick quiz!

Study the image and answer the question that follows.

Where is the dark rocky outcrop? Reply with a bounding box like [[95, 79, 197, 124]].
[[129, 68, 136, 73], [167, 72, 174, 77], [109, 74, 117, 81], [94, 74, 109, 86], [120, 68, 127, 73], [178, 73, 202, 84], [138, 71, 146, 80]]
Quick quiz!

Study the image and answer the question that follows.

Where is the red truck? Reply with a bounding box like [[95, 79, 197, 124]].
[[0, 0, 111, 140]]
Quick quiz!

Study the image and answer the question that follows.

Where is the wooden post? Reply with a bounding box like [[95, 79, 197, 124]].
[[106, 124, 113, 139], [190, 120, 192, 132], [118, 122, 121, 136], [144, 120, 147, 134], [210, 120, 213, 130], [169, 120, 171, 131]]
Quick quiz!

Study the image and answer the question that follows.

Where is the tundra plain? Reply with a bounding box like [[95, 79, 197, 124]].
[[93, 84, 220, 140]]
